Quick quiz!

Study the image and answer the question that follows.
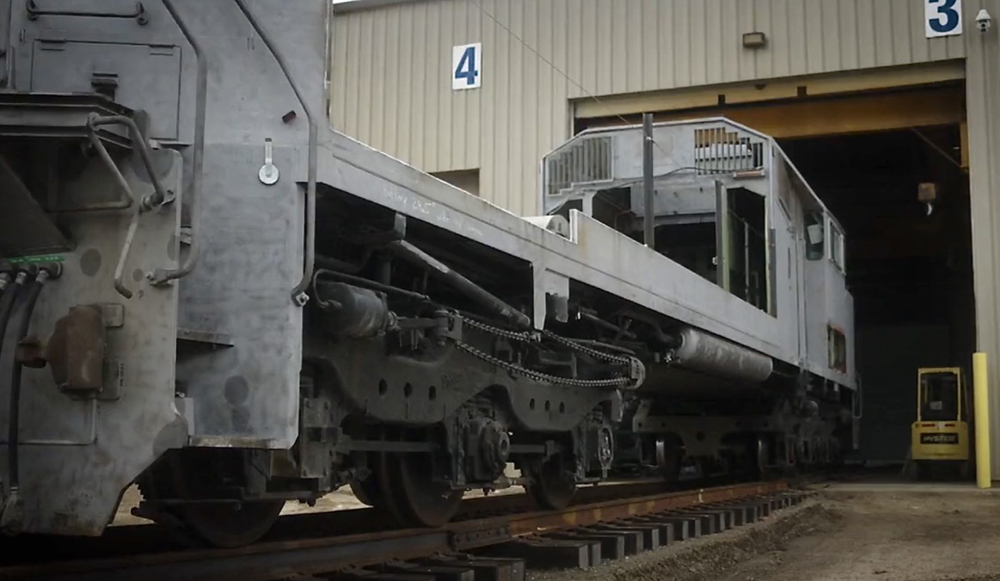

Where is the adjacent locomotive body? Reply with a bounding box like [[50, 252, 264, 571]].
[[0, 0, 855, 547], [540, 123, 859, 480]]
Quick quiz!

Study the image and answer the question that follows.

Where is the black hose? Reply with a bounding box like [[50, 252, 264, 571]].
[[6, 270, 47, 496], [0, 272, 26, 365], [315, 249, 372, 275], [313, 269, 431, 304]]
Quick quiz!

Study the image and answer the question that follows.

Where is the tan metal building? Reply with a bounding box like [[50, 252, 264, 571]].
[[331, 0, 1000, 474]]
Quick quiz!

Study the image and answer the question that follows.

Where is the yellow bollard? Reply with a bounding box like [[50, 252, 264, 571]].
[[974, 352, 991, 488]]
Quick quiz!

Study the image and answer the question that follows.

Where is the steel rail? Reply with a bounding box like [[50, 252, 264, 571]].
[[0, 480, 792, 581]]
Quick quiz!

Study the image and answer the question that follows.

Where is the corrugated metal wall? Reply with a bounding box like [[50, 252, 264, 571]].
[[331, 0, 1000, 478], [330, 0, 966, 215], [964, 0, 1000, 479]]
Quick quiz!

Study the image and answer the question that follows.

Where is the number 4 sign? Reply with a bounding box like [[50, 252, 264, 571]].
[[453, 43, 481, 90], [926, 0, 963, 38]]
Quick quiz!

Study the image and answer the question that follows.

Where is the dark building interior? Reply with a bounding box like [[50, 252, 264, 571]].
[[781, 126, 975, 462]]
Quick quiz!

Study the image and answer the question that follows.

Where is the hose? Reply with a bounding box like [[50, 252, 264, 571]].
[[0, 271, 27, 366], [313, 269, 431, 304], [6, 269, 49, 498]]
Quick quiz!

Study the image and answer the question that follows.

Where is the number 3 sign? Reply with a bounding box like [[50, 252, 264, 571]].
[[926, 0, 963, 37]]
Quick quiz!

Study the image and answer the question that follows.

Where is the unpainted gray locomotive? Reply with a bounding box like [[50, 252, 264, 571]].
[[0, 0, 856, 548], [539, 122, 858, 483]]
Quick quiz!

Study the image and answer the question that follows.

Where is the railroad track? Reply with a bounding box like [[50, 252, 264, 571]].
[[0, 479, 814, 581]]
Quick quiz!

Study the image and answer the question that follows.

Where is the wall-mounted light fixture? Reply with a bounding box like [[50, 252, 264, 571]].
[[918, 182, 937, 216], [743, 31, 766, 48]]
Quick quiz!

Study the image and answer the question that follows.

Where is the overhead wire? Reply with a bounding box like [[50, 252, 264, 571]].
[[463, 0, 678, 164], [463, 0, 770, 253]]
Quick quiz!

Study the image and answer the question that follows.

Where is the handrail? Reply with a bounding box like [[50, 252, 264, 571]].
[[85, 114, 172, 299], [25, 0, 149, 24], [151, 0, 206, 287], [233, 0, 317, 307]]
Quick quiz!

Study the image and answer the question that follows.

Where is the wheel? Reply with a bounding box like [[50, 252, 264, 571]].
[[349, 478, 379, 507], [171, 500, 285, 548], [373, 449, 413, 524], [915, 460, 929, 481], [525, 454, 577, 510], [655, 437, 683, 483], [395, 453, 464, 527], [349, 453, 383, 507], [136, 451, 285, 548], [372, 450, 464, 527]]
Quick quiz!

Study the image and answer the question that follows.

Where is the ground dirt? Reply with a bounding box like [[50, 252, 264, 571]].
[[530, 486, 1000, 581]]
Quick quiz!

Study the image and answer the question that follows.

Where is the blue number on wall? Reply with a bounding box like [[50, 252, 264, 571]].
[[455, 45, 479, 86], [928, 0, 960, 33]]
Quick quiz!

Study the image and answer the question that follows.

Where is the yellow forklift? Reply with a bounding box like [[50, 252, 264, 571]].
[[911, 367, 971, 480]]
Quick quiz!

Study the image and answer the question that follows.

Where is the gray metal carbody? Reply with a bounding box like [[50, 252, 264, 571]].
[[0, 0, 315, 534]]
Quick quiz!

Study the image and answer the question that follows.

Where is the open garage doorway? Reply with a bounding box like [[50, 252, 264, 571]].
[[779, 126, 974, 464], [574, 81, 976, 467]]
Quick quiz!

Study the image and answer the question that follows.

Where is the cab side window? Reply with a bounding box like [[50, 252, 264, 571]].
[[804, 211, 824, 261]]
